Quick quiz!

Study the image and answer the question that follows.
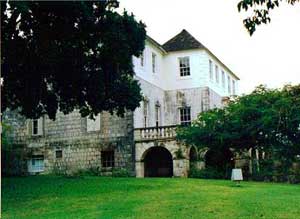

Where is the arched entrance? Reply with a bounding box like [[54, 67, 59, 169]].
[[189, 146, 197, 169], [144, 147, 173, 177], [205, 148, 234, 178]]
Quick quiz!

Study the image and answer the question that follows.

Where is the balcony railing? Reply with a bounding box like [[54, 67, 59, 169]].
[[134, 125, 177, 142]]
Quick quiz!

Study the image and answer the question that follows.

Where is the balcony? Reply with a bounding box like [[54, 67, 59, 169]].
[[134, 125, 177, 142]]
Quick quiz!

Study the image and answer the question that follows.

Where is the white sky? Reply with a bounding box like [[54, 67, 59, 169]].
[[119, 0, 300, 94]]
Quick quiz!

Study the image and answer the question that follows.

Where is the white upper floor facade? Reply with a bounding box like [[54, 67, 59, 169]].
[[132, 29, 239, 97], [132, 30, 240, 129]]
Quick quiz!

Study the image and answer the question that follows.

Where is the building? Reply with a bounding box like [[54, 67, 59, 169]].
[[3, 29, 240, 177]]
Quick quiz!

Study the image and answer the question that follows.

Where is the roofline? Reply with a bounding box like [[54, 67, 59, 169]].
[[145, 35, 167, 54], [161, 47, 240, 80], [204, 48, 240, 80], [145, 35, 240, 80]]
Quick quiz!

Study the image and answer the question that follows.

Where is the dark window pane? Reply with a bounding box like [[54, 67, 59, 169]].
[[56, 150, 63, 159], [101, 151, 114, 168]]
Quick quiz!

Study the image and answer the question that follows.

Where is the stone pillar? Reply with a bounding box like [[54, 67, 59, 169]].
[[135, 161, 144, 178], [173, 159, 188, 177], [193, 161, 205, 170]]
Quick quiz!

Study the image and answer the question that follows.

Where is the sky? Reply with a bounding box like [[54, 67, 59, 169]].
[[118, 0, 300, 95]]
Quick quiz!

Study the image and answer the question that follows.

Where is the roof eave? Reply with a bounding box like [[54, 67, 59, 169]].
[[146, 36, 167, 54], [204, 48, 240, 80]]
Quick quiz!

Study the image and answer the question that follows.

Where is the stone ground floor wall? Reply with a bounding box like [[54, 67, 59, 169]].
[[135, 139, 191, 178], [3, 137, 135, 176]]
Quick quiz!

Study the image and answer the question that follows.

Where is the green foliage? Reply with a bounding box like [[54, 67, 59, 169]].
[[1, 1, 146, 120], [74, 167, 102, 177], [112, 168, 131, 177], [174, 148, 185, 159], [177, 84, 300, 181], [2, 148, 27, 176], [189, 167, 225, 179], [1, 122, 12, 150], [237, 0, 299, 35]]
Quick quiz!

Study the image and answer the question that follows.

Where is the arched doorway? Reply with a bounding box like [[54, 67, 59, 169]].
[[205, 148, 234, 178], [144, 147, 173, 177], [189, 146, 197, 169]]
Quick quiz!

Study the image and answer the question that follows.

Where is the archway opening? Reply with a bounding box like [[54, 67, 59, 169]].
[[189, 146, 197, 169], [144, 147, 173, 177], [205, 148, 234, 178]]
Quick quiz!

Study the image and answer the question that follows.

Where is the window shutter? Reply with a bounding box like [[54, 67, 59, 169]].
[[27, 120, 31, 135], [87, 114, 101, 132], [38, 118, 43, 135]]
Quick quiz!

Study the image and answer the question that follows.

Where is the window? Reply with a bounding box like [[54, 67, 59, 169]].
[[87, 114, 101, 132], [140, 51, 144, 67], [28, 155, 44, 173], [55, 149, 63, 159], [101, 151, 114, 168], [179, 57, 190, 76], [152, 53, 156, 73], [215, 65, 219, 83], [155, 102, 161, 127], [180, 107, 191, 126], [227, 76, 231, 94], [209, 60, 213, 81], [143, 99, 149, 127], [232, 80, 236, 95], [32, 118, 43, 136], [222, 71, 225, 88], [32, 119, 38, 135]]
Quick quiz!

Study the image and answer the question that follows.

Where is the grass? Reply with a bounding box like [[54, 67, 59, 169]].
[[2, 176, 300, 219]]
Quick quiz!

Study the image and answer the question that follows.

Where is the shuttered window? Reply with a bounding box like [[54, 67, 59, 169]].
[[87, 114, 101, 132]]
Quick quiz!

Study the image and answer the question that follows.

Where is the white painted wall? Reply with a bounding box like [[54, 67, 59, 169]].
[[205, 50, 239, 97], [133, 41, 165, 89], [133, 77, 165, 128], [162, 49, 208, 90], [132, 39, 240, 128]]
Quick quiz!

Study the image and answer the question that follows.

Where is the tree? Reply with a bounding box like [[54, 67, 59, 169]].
[[1, 1, 146, 120], [177, 85, 300, 179], [237, 0, 300, 35]]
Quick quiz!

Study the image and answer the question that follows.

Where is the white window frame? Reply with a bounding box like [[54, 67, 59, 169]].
[[31, 118, 43, 136], [152, 52, 156, 73], [143, 99, 149, 128], [179, 107, 191, 126], [215, 65, 219, 83], [140, 51, 144, 67], [222, 70, 225, 88], [32, 119, 38, 135], [232, 80, 236, 95], [227, 75, 231, 94], [209, 60, 213, 81], [179, 57, 190, 77], [28, 155, 44, 173]]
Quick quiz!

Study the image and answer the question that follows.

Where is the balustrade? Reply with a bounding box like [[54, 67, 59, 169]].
[[134, 125, 177, 142]]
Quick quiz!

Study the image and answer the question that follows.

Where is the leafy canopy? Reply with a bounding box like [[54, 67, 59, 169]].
[[177, 84, 300, 161], [237, 0, 299, 35], [1, 1, 146, 120]]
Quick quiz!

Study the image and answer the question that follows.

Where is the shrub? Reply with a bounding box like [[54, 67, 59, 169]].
[[112, 168, 131, 177], [174, 148, 185, 159], [189, 167, 225, 179]]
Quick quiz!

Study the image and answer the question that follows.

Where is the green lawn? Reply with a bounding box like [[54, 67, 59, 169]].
[[2, 176, 300, 219]]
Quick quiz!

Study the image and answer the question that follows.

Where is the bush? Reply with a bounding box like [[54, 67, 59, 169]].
[[112, 168, 131, 177], [189, 167, 225, 179]]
